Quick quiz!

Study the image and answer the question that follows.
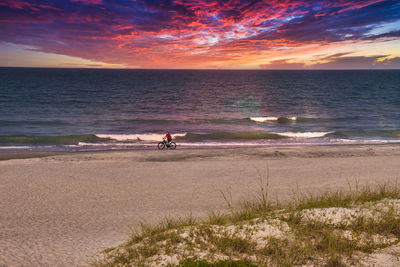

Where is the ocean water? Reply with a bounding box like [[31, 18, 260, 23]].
[[1, 68, 399, 151]]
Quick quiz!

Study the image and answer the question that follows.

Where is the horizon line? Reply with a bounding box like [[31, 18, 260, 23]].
[[1, 66, 400, 71]]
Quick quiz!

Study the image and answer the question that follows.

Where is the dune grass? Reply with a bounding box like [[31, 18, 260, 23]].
[[93, 181, 400, 267], [176, 259, 257, 267]]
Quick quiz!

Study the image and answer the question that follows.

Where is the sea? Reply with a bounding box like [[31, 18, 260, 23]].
[[0, 68, 399, 152]]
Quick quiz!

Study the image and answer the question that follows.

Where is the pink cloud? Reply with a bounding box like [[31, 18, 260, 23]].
[[0, 0, 399, 68]]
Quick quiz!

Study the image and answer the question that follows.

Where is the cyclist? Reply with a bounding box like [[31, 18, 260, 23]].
[[164, 131, 172, 145]]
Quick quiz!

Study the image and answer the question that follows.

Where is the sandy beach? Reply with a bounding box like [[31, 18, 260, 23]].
[[1, 144, 400, 266]]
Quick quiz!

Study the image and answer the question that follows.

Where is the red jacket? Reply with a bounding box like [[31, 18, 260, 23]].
[[166, 133, 172, 141]]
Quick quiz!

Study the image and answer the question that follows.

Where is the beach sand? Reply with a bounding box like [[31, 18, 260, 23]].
[[1, 145, 400, 266]]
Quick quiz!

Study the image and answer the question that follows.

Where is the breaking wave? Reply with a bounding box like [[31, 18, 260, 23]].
[[1, 130, 398, 149], [249, 116, 298, 123], [275, 132, 333, 138]]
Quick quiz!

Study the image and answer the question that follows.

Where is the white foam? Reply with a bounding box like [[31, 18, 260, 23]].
[[276, 132, 332, 138], [95, 133, 187, 142], [250, 117, 278, 122], [250, 116, 297, 122]]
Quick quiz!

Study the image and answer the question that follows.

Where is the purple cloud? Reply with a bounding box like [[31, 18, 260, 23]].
[[0, 0, 399, 68]]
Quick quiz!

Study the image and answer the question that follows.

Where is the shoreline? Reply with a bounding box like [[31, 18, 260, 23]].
[[1, 144, 400, 266], [1, 142, 400, 161]]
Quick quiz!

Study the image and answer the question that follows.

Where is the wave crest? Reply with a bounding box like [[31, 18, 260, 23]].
[[276, 132, 333, 138], [249, 116, 297, 123]]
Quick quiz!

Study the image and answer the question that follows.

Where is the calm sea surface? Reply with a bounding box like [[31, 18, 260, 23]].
[[1, 68, 399, 151]]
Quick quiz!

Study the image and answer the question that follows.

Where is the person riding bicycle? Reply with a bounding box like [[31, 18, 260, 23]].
[[164, 131, 172, 145], [158, 131, 176, 150]]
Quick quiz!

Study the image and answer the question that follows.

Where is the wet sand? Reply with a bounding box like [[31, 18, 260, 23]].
[[1, 144, 400, 266]]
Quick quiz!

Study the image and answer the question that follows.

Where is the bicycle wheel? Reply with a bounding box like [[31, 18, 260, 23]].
[[158, 142, 165, 150], [169, 142, 176, 149]]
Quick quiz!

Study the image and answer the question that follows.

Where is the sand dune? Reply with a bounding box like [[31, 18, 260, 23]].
[[1, 145, 400, 266]]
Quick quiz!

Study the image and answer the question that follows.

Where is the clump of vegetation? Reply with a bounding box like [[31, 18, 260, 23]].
[[93, 181, 400, 267], [177, 259, 257, 267]]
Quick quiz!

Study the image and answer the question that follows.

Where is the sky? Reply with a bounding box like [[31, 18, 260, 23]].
[[0, 0, 399, 69]]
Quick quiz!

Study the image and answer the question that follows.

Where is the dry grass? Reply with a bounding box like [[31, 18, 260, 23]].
[[93, 180, 400, 267]]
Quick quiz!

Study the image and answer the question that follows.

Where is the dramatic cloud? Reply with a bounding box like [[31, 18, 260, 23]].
[[260, 54, 400, 69], [315, 55, 400, 69], [0, 0, 399, 68]]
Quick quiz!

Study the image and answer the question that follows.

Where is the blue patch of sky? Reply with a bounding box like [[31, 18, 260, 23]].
[[368, 19, 400, 36], [259, 14, 303, 33], [50, 0, 82, 11], [211, 14, 219, 21], [261, 18, 279, 27], [113, 0, 137, 6], [283, 14, 304, 22], [201, 14, 220, 26], [259, 25, 279, 33], [259, 18, 284, 33], [311, 3, 324, 12], [104, 0, 158, 15]]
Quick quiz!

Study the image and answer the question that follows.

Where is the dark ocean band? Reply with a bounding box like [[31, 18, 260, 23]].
[[1, 130, 399, 146], [0, 134, 108, 145]]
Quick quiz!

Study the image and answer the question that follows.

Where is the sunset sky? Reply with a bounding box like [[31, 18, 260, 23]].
[[0, 0, 399, 69]]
